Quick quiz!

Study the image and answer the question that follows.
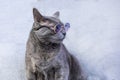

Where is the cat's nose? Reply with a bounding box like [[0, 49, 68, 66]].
[[63, 33, 66, 36]]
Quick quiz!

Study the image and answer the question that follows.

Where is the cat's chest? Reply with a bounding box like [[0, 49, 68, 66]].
[[36, 60, 53, 72], [31, 54, 56, 72]]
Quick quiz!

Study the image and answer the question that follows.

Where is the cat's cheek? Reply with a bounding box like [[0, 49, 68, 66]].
[[34, 28, 52, 37]]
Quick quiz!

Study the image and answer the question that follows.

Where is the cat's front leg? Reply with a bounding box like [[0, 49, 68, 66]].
[[55, 66, 69, 80]]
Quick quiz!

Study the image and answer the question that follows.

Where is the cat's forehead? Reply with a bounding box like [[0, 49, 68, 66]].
[[44, 16, 60, 23], [39, 16, 63, 26]]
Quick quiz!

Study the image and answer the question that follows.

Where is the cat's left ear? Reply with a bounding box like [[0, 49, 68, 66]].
[[33, 8, 43, 22], [53, 11, 60, 18]]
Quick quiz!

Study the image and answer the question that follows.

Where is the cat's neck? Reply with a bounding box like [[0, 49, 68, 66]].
[[38, 41, 61, 52]]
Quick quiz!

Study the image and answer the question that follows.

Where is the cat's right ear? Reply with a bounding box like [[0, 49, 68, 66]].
[[33, 8, 43, 22]]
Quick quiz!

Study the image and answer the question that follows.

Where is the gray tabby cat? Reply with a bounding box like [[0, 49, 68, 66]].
[[25, 8, 86, 80]]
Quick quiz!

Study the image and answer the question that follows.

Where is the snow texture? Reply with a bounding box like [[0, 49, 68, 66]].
[[0, 0, 120, 80]]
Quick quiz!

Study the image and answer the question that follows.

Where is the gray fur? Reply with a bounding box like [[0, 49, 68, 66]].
[[25, 8, 86, 80]]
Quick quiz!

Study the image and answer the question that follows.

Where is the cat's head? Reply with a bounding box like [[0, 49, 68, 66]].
[[32, 8, 70, 44]]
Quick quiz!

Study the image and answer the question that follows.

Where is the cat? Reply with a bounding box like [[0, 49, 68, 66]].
[[25, 8, 86, 80]]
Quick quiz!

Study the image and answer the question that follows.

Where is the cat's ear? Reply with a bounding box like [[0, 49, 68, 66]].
[[53, 11, 60, 18], [33, 8, 43, 22]]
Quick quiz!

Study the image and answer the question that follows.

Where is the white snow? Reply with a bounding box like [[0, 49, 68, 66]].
[[0, 0, 120, 80]]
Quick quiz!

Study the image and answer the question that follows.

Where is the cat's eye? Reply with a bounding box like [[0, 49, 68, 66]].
[[52, 23, 70, 33], [55, 24, 62, 33], [47, 23, 70, 33]]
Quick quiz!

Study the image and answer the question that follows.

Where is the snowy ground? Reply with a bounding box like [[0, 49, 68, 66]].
[[0, 0, 120, 80]]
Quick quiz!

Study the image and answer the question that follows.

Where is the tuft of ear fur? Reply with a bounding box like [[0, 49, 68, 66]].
[[53, 11, 60, 18], [33, 8, 43, 22]]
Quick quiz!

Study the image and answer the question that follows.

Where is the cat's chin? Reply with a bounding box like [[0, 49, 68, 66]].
[[50, 39, 63, 44], [48, 37, 65, 43], [38, 37, 63, 44], [45, 38, 63, 44]]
